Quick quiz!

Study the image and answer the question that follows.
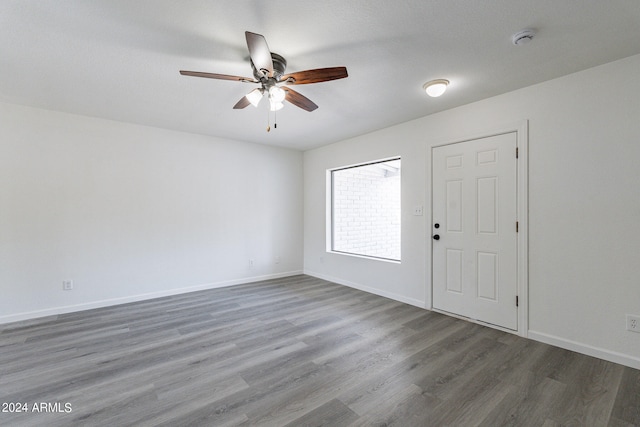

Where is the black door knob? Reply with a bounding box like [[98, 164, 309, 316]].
[[433, 234, 440, 240]]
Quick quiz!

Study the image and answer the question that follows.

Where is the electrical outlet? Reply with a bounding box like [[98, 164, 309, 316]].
[[62, 280, 74, 290], [627, 314, 640, 333], [275, 256, 281, 264], [249, 259, 255, 269]]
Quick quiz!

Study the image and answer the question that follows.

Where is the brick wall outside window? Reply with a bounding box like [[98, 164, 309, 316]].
[[332, 159, 401, 260]]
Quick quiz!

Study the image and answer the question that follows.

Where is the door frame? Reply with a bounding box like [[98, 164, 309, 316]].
[[427, 120, 529, 337]]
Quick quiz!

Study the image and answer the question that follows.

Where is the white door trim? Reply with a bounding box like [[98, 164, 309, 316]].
[[427, 120, 528, 337]]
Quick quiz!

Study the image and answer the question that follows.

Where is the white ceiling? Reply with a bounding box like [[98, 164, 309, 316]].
[[2, 1, 640, 151]]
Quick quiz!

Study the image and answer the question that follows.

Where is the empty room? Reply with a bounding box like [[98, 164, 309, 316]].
[[1, 1, 639, 426]]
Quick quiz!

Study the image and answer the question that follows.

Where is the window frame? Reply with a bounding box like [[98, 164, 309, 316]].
[[327, 156, 402, 263]]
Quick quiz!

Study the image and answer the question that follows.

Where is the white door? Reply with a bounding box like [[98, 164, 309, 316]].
[[432, 132, 518, 330]]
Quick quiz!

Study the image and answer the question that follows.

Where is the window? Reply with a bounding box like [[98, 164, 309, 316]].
[[330, 158, 401, 261]]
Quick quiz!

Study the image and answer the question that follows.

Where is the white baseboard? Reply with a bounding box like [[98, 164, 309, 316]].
[[0, 271, 303, 325], [528, 330, 640, 370], [304, 270, 426, 309]]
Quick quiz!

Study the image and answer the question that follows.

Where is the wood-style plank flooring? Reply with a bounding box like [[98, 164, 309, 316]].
[[1, 275, 639, 426]]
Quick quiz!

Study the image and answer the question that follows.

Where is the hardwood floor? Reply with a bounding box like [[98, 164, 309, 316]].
[[1, 275, 638, 426]]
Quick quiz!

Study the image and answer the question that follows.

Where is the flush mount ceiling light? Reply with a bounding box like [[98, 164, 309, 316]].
[[512, 29, 536, 45], [423, 79, 449, 97]]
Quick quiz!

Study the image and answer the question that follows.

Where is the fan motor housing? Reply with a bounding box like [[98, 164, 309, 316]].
[[252, 53, 287, 80]]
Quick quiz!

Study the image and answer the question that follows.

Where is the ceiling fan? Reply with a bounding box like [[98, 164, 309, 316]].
[[180, 31, 348, 118]]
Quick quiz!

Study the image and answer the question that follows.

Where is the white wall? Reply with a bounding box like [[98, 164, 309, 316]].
[[304, 54, 640, 368], [0, 102, 303, 322], [305, 125, 428, 307]]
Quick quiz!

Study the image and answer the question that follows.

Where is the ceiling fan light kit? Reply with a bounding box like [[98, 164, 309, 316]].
[[268, 86, 286, 103], [180, 31, 348, 131], [246, 88, 264, 107], [423, 79, 449, 97], [270, 101, 284, 111]]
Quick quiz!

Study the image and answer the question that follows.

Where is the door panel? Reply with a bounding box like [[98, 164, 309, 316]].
[[477, 251, 497, 300], [446, 180, 463, 232], [446, 249, 463, 293], [477, 177, 497, 234], [432, 132, 518, 330]]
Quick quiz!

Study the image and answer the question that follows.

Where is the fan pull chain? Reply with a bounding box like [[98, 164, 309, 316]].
[[266, 103, 278, 132], [266, 105, 271, 132]]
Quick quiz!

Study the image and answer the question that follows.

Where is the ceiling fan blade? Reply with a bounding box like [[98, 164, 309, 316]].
[[180, 70, 257, 83], [233, 96, 251, 109], [245, 31, 274, 77], [283, 87, 318, 112], [281, 67, 348, 84]]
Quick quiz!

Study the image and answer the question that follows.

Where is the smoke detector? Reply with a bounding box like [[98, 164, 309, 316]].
[[512, 29, 536, 45]]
